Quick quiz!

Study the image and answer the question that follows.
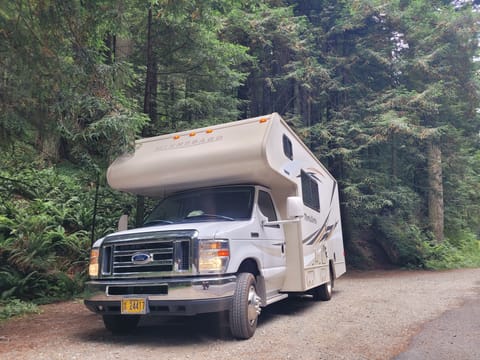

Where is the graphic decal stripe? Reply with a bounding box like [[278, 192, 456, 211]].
[[330, 181, 336, 206]]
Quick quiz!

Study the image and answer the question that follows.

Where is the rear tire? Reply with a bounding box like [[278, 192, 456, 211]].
[[312, 269, 333, 301], [229, 273, 261, 339], [102, 314, 140, 334]]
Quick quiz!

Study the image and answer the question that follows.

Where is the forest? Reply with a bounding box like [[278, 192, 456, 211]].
[[1, 0, 480, 315]]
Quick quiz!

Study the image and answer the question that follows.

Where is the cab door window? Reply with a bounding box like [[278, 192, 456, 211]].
[[258, 191, 278, 221]]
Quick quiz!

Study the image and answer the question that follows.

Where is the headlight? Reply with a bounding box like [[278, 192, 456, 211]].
[[198, 239, 229, 273], [88, 248, 100, 278]]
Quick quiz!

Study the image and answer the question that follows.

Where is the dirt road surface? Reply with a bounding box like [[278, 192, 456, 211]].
[[1, 268, 479, 360]]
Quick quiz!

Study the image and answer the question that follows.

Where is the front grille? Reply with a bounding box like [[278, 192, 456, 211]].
[[113, 240, 178, 273], [100, 230, 196, 278]]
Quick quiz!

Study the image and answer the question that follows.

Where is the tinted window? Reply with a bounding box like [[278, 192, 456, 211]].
[[283, 134, 293, 160], [258, 191, 278, 221], [301, 170, 320, 212]]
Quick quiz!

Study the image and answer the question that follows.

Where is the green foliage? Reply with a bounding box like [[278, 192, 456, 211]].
[[64, 96, 149, 169], [422, 231, 480, 269], [372, 216, 427, 267], [225, 2, 310, 117], [0, 164, 134, 303], [0, 299, 41, 322], [129, 0, 252, 136], [443, 148, 480, 237], [0, 0, 148, 167]]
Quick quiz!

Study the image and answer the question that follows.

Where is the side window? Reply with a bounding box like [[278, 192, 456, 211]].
[[283, 134, 293, 160], [258, 191, 278, 221], [301, 170, 320, 212]]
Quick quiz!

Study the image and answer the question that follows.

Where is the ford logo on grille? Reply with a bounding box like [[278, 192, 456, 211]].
[[131, 252, 153, 265]]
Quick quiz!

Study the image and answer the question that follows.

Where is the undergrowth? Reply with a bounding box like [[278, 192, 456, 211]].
[[422, 231, 480, 269], [0, 164, 134, 305], [0, 299, 41, 321]]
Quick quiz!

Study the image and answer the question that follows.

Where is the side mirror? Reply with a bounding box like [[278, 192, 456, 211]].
[[287, 196, 303, 219], [118, 214, 129, 231], [261, 196, 303, 227], [258, 212, 269, 224]]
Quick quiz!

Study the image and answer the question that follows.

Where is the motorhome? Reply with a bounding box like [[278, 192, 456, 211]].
[[84, 113, 346, 339]]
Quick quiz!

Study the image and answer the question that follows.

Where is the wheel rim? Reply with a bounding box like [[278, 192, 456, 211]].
[[247, 285, 261, 325]]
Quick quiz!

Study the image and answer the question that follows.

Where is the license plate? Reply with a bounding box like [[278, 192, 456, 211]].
[[121, 298, 147, 314]]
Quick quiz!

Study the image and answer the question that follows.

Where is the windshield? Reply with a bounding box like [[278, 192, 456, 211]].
[[144, 186, 255, 226]]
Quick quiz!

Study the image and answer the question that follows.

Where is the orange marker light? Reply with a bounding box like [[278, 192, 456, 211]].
[[173, 135, 180, 140], [259, 117, 268, 123], [189, 132, 196, 137], [206, 129, 213, 134], [217, 250, 230, 257]]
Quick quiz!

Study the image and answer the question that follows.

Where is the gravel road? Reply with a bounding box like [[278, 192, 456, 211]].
[[1, 268, 479, 360], [395, 296, 480, 359]]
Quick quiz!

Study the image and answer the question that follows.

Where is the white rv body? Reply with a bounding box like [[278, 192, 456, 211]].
[[85, 113, 346, 339]]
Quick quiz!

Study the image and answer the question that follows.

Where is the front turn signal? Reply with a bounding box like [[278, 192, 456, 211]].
[[88, 249, 100, 278]]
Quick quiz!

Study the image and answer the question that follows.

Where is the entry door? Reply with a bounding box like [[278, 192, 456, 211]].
[[257, 190, 286, 295]]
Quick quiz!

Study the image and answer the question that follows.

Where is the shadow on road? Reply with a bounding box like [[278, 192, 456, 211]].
[[77, 293, 331, 345]]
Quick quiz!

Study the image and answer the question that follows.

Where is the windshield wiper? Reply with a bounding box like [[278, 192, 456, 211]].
[[185, 213, 235, 221], [142, 219, 174, 227]]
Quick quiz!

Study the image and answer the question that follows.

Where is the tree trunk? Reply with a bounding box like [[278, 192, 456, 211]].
[[294, 81, 301, 116], [427, 140, 444, 242], [391, 133, 398, 182], [136, 6, 157, 227], [104, 33, 116, 64], [36, 114, 60, 163], [143, 7, 157, 130]]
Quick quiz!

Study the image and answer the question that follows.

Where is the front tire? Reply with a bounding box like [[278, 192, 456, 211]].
[[229, 272, 261, 339], [102, 314, 140, 334]]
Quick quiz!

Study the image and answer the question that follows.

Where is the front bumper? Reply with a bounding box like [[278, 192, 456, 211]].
[[84, 274, 236, 316]]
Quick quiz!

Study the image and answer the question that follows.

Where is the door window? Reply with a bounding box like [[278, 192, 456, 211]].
[[258, 191, 278, 221]]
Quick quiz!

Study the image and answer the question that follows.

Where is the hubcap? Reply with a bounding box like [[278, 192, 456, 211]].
[[247, 285, 261, 325]]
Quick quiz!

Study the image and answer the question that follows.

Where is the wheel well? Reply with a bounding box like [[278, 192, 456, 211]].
[[236, 258, 266, 306], [237, 258, 260, 276]]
